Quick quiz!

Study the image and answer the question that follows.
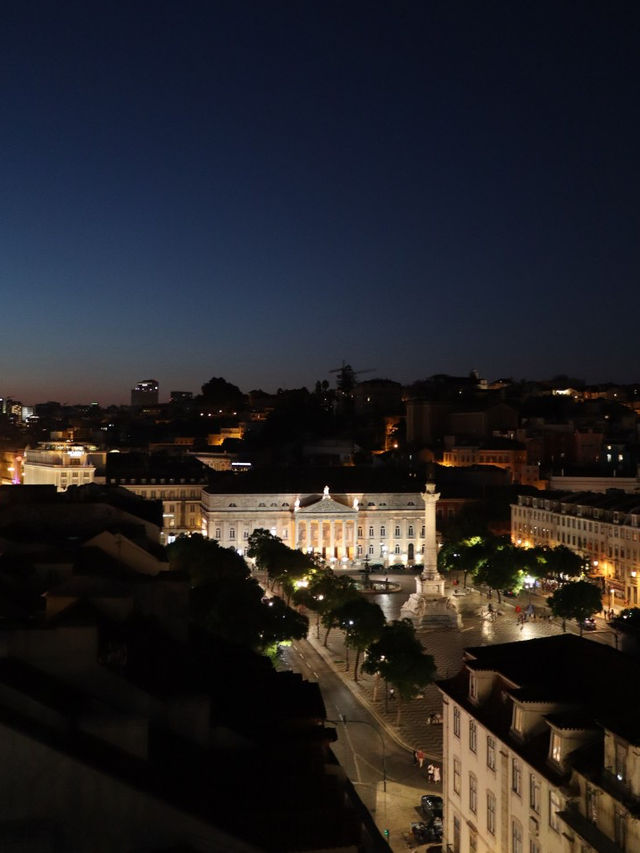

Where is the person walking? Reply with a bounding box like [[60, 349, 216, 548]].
[[426, 763, 434, 783], [416, 748, 425, 768], [433, 765, 441, 784]]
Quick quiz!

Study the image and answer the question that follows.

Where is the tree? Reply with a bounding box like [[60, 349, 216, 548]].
[[547, 579, 602, 634], [474, 542, 523, 603], [168, 534, 249, 586], [319, 575, 359, 647], [540, 545, 585, 583], [362, 619, 436, 723], [293, 568, 342, 639], [247, 528, 314, 595], [199, 376, 246, 412], [332, 597, 385, 682]]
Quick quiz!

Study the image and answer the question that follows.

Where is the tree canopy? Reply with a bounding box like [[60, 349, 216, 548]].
[[362, 619, 436, 721], [332, 597, 385, 682], [547, 579, 602, 634]]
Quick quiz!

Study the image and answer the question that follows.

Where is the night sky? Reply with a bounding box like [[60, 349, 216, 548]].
[[2, 1, 639, 404]]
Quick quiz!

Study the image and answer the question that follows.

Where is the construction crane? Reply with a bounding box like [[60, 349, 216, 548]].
[[329, 362, 376, 396]]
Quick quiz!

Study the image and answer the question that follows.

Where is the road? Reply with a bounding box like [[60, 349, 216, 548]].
[[281, 638, 426, 829]]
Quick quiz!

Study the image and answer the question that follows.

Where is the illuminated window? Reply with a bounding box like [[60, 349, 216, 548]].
[[512, 705, 524, 734], [453, 705, 460, 737], [550, 732, 562, 764]]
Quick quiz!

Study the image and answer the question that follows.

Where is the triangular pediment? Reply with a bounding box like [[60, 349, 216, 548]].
[[297, 495, 354, 514]]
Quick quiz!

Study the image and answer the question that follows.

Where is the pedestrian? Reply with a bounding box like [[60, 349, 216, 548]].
[[433, 765, 441, 784], [426, 762, 434, 783], [417, 749, 425, 768], [412, 749, 418, 765], [389, 687, 395, 700]]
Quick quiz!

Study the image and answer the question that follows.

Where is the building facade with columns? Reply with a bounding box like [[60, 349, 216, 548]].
[[201, 472, 470, 565], [511, 490, 640, 610]]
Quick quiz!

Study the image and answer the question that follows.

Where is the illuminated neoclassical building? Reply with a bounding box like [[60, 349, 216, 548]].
[[200, 469, 469, 566]]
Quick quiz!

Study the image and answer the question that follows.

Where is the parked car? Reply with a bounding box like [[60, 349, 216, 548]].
[[420, 795, 443, 822], [580, 617, 597, 631]]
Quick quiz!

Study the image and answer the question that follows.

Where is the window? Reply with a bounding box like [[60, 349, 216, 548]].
[[512, 758, 521, 795], [369, 526, 374, 537], [487, 790, 496, 835], [395, 525, 401, 537], [243, 530, 249, 539], [469, 720, 477, 753], [453, 757, 461, 795], [229, 527, 236, 540], [614, 810, 626, 849], [421, 525, 425, 537], [512, 704, 524, 734], [550, 731, 562, 764], [529, 774, 540, 814], [586, 785, 598, 824], [453, 816, 461, 853], [394, 544, 401, 554], [530, 841, 541, 853], [357, 526, 363, 538], [368, 544, 374, 555], [469, 674, 477, 700], [511, 819, 522, 853], [615, 741, 627, 782], [215, 527, 221, 539], [408, 524, 414, 537], [469, 832, 477, 853], [487, 736, 496, 771], [380, 525, 386, 536], [453, 706, 460, 737], [549, 790, 561, 832], [469, 773, 477, 814]]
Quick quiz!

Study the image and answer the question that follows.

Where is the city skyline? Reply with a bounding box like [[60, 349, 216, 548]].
[[2, 2, 639, 403]]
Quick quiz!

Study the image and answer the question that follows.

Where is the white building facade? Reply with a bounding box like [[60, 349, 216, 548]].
[[201, 484, 467, 565], [438, 635, 640, 853], [23, 443, 106, 492], [511, 491, 640, 610]]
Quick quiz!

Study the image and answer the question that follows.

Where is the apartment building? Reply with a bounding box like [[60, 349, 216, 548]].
[[512, 491, 640, 610], [438, 635, 640, 853]]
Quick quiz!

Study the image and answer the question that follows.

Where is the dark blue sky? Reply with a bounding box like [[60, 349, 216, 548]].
[[2, 1, 639, 403]]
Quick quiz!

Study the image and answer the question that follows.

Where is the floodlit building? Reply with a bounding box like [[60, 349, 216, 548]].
[[201, 468, 470, 564], [512, 491, 640, 611], [438, 634, 640, 853], [131, 378, 159, 407], [23, 443, 107, 491]]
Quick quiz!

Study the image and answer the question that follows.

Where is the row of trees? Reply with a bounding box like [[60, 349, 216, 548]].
[[246, 529, 437, 719], [439, 537, 586, 602], [167, 534, 308, 658], [439, 535, 603, 634]]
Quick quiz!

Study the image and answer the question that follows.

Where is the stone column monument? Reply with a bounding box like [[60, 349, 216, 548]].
[[400, 480, 462, 628]]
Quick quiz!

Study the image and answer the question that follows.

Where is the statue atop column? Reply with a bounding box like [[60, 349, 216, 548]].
[[400, 476, 462, 629]]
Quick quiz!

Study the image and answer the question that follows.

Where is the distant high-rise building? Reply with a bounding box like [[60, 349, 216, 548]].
[[170, 390, 192, 403], [131, 379, 159, 407]]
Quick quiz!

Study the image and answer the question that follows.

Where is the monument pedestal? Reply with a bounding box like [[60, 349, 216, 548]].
[[400, 565, 462, 628]]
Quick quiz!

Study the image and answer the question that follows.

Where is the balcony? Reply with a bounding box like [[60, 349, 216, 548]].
[[559, 804, 621, 853]]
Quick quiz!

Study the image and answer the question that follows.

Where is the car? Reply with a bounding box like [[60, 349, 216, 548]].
[[502, 589, 517, 598], [452, 587, 471, 597], [580, 617, 597, 631], [420, 794, 443, 822]]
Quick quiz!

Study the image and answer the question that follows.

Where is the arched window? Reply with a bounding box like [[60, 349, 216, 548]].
[[229, 527, 236, 539], [408, 525, 414, 537]]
